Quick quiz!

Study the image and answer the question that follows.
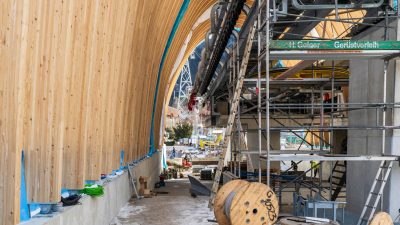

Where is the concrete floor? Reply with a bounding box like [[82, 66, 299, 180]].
[[110, 178, 216, 225]]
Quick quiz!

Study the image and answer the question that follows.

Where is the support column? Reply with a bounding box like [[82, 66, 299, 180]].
[[348, 20, 400, 217], [243, 118, 280, 173]]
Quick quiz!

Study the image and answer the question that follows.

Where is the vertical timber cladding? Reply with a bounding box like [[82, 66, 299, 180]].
[[0, 0, 183, 221], [0, 1, 22, 223], [133, 0, 184, 159]]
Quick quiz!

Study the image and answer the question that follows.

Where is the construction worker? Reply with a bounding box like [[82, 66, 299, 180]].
[[170, 147, 176, 159], [310, 160, 319, 178], [291, 161, 298, 172]]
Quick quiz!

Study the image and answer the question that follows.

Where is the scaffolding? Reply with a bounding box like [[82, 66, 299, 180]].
[[206, 0, 400, 224], [176, 60, 193, 112]]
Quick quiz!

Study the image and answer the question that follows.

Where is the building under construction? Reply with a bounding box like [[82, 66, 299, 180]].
[[1, 0, 400, 225]]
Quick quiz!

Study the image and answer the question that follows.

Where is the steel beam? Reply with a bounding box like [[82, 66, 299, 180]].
[[233, 150, 328, 154], [280, 0, 331, 40]]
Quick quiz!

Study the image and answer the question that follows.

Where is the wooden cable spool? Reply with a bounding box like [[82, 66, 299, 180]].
[[214, 180, 279, 225], [214, 180, 250, 225], [369, 212, 394, 225]]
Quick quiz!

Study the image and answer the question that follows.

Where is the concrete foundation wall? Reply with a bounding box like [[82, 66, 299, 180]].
[[241, 118, 281, 171], [20, 153, 161, 225]]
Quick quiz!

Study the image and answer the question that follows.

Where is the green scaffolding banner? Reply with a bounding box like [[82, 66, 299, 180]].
[[269, 40, 400, 50]]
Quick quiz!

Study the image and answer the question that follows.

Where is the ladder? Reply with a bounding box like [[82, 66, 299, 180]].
[[330, 161, 346, 201], [356, 160, 394, 225], [208, 20, 257, 208], [127, 163, 143, 199]]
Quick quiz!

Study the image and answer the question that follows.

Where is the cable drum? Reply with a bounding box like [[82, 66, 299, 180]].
[[369, 212, 394, 225], [214, 180, 279, 225], [224, 191, 237, 220], [214, 180, 249, 225]]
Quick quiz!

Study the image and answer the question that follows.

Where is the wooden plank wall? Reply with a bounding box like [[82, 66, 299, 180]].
[[1, 0, 186, 224], [1, 1, 24, 223]]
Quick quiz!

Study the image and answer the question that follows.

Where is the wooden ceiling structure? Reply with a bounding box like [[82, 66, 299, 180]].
[[0, 0, 253, 224], [162, 1, 253, 132]]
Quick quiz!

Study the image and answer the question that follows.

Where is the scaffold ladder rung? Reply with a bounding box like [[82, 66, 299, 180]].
[[356, 160, 393, 225]]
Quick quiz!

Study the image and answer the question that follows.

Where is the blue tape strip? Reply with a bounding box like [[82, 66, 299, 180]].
[[120, 149, 125, 170], [20, 150, 30, 221], [149, 0, 191, 156]]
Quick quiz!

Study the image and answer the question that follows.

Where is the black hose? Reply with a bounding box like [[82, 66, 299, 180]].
[[198, 0, 246, 95]]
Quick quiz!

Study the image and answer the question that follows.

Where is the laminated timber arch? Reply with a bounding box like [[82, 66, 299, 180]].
[[159, 1, 253, 144], [1, 0, 184, 224]]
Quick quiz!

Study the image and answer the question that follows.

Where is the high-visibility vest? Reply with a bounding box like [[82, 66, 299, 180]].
[[310, 160, 319, 169]]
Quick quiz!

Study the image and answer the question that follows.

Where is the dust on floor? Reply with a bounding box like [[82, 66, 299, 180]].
[[110, 178, 216, 225]]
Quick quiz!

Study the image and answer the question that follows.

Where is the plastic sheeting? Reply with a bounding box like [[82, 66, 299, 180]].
[[161, 144, 168, 170]]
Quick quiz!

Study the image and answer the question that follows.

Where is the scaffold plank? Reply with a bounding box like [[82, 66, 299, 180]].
[[260, 154, 399, 161], [270, 40, 400, 50]]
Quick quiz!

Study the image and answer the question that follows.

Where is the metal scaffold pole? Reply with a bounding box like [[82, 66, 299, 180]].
[[257, 0, 262, 183], [380, 6, 389, 211], [265, 0, 271, 186], [236, 39, 241, 177], [329, 60, 335, 200]]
